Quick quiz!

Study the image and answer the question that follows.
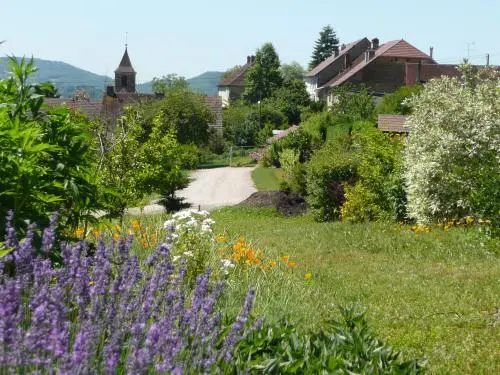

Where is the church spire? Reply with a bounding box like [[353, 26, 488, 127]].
[[114, 45, 136, 92]]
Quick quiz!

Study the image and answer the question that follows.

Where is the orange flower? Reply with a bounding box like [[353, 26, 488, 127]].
[[280, 255, 289, 262], [254, 258, 262, 264], [268, 261, 277, 267], [288, 261, 297, 268]]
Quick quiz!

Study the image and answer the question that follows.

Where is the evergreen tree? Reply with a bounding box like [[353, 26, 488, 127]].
[[243, 43, 283, 104], [309, 25, 340, 70]]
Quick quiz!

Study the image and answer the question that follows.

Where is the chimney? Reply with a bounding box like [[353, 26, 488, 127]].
[[429, 46, 434, 60], [365, 50, 375, 62], [106, 85, 116, 97], [371, 38, 379, 50], [247, 55, 251, 64], [250, 55, 256, 63], [333, 45, 339, 57], [340, 43, 346, 51]]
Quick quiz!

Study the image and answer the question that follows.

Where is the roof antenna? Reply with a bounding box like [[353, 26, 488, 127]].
[[125, 32, 128, 49]]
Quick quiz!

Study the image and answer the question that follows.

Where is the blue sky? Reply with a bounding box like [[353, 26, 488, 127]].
[[2, 0, 499, 82]]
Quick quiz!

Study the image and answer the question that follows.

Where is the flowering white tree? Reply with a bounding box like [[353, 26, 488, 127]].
[[404, 65, 499, 228]]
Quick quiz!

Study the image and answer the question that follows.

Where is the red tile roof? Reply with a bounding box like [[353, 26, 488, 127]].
[[218, 63, 252, 87], [377, 114, 409, 133], [322, 39, 433, 88], [305, 38, 368, 77], [203, 96, 223, 128], [44, 98, 103, 119]]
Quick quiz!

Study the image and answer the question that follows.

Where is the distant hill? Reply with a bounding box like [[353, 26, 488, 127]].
[[137, 71, 224, 96], [0, 57, 112, 100], [0, 57, 223, 99]]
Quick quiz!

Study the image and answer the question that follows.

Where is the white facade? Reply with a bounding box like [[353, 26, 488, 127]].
[[304, 77, 318, 101], [218, 87, 231, 108]]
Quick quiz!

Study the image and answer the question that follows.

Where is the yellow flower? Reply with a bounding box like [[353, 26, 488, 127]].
[[268, 261, 277, 267], [89, 281, 95, 286], [132, 220, 141, 230], [75, 228, 84, 237], [280, 255, 289, 262], [113, 233, 121, 241], [304, 273, 313, 280], [288, 261, 297, 268], [115, 224, 122, 232], [215, 235, 226, 243]]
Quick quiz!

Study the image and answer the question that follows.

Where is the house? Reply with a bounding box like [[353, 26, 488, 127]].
[[46, 46, 223, 133], [217, 56, 255, 107], [305, 37, 435, 102]]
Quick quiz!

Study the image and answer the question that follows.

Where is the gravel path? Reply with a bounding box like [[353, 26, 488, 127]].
[[127, 167, 257, 215]]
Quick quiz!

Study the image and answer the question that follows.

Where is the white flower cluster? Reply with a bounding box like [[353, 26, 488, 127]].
[[163, 209, 215, 234], [220, 258, 236, 275], [404, 66, 500, 223]]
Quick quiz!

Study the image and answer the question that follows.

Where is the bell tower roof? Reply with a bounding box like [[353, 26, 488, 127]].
[[115, 46, 136, 74]]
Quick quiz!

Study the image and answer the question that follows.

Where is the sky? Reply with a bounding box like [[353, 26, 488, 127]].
[[2, 0, 499, 83]]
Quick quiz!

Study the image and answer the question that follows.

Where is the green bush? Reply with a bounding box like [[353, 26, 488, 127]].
[[306, 140, 357, 221], [278, 149, 306, 195], [233, 307, 426, 374], [0, 57, 102, 238], [341, 182, 383, 222], [300, 111, 333, 144], [377, 85, 423, 115]]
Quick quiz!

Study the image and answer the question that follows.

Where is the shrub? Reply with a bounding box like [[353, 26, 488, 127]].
[[341, 182, 383, 222], [328, 84, 376, 123], [350, 122, 407, 221], [306, 141, 357, 221], [377, 85, 423, 115], [404, 65, 500, 233], [279, 149, 306, 195], [0, 213, 257, 373], [300, 111, 333, 144], [0, 57, 102, 238], [234, 307, 426, 374]]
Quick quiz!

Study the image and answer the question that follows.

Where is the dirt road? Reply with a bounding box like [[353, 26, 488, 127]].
[[126, 167, 257, 215]]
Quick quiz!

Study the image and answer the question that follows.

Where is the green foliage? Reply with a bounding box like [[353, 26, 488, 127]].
[[300, 112, 334, 144], [309, 25, 340, 70], [267, 129, 315, 168], [243, 43, 283, 104], [266, 79, 310, 124], [329, 84, 376, 122], [404, 65, 500, 234], [377, 85, 423, 115], [349, 122, 407, 221], [279, 149, 306, 195], [341, 182, 382, 222], [0, 57, 102, 236], [234, 307, 425, 374], [306, 140, 357, 221], [251, 166, 282, 191], [98, 107, 196, 217], [151, 73, 189, 93], [280, 62, 305, 82], [137, 89, 213, 146], [223, 102, 286, 146]]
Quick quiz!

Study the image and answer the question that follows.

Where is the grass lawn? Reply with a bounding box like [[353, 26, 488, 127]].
[[251, 166, 282, 191], [208, 206, 500, 374]]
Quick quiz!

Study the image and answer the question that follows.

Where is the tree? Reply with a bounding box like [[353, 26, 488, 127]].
[[222, 65, 243, 80], [328, 84, 375, 123], [404, 65, 500, 232], [267, 79, 310, 124], [243, 43, 283, 104], [280, 62, 305, 82], [309, 25, 339, 70], [152, 74, 189, 93], [376, 85, 423, 115]]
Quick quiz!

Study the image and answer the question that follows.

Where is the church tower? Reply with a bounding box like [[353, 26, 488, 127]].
[[114, 46, 136, 92]]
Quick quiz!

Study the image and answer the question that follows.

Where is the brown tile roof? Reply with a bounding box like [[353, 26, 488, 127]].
[[322, 39, 433, 88], [218, 63, 252, 87], [377, 114, 409, 133], [305, 38, 368, 77], [203, 96, 223, 128], [44, 98, 103, 119], [115, 47, 136, 74]]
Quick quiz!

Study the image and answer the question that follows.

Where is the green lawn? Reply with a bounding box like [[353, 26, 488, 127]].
[[251, 166, 282, 191], [209, 206, 500, 374]]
